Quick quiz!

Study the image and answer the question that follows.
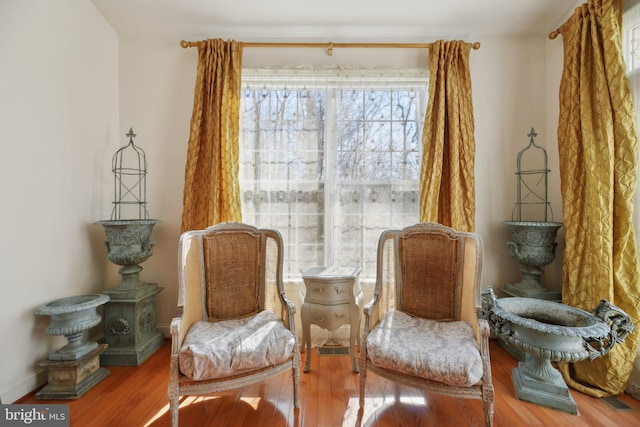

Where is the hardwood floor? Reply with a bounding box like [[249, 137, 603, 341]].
[[17, 339, 640, 426]]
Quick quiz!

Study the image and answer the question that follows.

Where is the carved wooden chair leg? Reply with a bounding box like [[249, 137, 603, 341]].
[[358, 352, 368, 409]]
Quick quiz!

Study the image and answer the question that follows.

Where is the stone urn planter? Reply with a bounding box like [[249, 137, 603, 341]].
[[35, 293, 111, 399], [482, 287, 635, 413], [35, 293, 110, 360], [503, 220, 563, 300], [95, 219, 160, 293]]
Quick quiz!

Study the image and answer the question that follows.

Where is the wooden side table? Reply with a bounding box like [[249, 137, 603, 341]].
[[301, 266, 362, 372]]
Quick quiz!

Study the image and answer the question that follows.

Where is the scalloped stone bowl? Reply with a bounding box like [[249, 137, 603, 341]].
[[494, 297, 610, 363], [35, 294, 110, 360], [483, 290, 633, 414]]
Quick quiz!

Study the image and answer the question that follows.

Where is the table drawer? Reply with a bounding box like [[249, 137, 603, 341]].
[[304, 279, 355, 304], [304, 303, 351, 331]]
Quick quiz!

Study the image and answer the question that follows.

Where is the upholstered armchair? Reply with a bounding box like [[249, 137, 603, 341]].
[[358, 222, 494, 426], [168, 223, 300, 426]]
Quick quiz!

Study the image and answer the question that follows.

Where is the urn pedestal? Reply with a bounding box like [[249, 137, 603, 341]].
[[35, 294, 110, 399], [37, 344, 109, 400], [97, 219, 164, 366], [101, 284, 164, 366]]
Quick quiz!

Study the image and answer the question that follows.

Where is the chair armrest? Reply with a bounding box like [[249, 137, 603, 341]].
[[362, 294, 380, 336], [169, 307, 184, 384], [280, 293, 297, 315], [477, 318, 491, 357], [362, 294, 380, 319], [478, 318, 490, 339], [279, 293, 299, 342], [475, 304, 490, 337], [475, 305, 484, 320], [169, 306, 184, 355], [476, 317, 493, 382]]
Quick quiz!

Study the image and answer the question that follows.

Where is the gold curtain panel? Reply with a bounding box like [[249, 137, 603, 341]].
[[181, 39, 243, 232], [419, 40, 477, 232], [554, 0, 640, 396]]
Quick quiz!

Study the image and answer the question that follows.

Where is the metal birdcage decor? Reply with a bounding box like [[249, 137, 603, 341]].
[[111, 127, 149, 220], [512, 127, 553, 222], [503, 127, 563, 300]]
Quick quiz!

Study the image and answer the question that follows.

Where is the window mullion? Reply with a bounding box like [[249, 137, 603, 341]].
[[324, 86, 337, 266]]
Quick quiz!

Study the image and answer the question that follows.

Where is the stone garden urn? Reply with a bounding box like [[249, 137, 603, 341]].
[[482, 287, 635, 413], [35, 293, 111, 399], [95, 218, 160, 293], [35, 293, 110, 360], [503, 220, 563, 300]]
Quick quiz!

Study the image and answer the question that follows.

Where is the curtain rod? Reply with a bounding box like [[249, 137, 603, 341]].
[[180, 40, 481, 56]]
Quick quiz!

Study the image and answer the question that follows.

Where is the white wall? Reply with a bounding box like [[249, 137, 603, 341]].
[[472, 38, 557, 291], [0, 0, 119, 403]]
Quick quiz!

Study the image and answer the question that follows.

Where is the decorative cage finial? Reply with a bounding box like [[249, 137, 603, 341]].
[[512, 127, 553, 222], [110, 127, 149, 220]]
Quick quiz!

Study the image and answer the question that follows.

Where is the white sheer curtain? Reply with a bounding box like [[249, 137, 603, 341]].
[[240, 67, 427, 282]]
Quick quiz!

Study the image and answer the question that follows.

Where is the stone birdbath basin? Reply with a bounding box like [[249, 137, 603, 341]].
[[482, 287, 634, 413], [35, 293, 110, 360]]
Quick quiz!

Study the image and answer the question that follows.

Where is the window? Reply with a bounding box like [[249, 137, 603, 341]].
[[240, 68, 427, 282], [624, 5, 640, 74]]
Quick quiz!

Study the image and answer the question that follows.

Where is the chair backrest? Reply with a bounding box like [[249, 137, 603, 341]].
[[376, 223, 482, 331], [178, 223, 285, 339], [202, 228, 263, 320], [398, 227, 461, 320]]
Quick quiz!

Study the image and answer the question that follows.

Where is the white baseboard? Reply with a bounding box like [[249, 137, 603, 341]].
[[1, 324, 171, 404], [1, 369, 48, 404], [157, 323, 170, 338]]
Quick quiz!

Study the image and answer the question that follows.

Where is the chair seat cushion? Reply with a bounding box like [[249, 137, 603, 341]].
[[179, 310, 296, 381], [366, 310, 483, 386]]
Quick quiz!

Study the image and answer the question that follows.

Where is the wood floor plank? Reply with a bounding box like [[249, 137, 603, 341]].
[[300, 349, 320, 427], [329, 356, 347, 427], [15, 339, 640, 426]]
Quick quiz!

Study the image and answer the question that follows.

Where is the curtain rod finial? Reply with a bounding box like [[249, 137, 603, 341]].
[[180, 40, 189, 48], [472, 42, 480, 50], [549, 30, 559, 40]]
